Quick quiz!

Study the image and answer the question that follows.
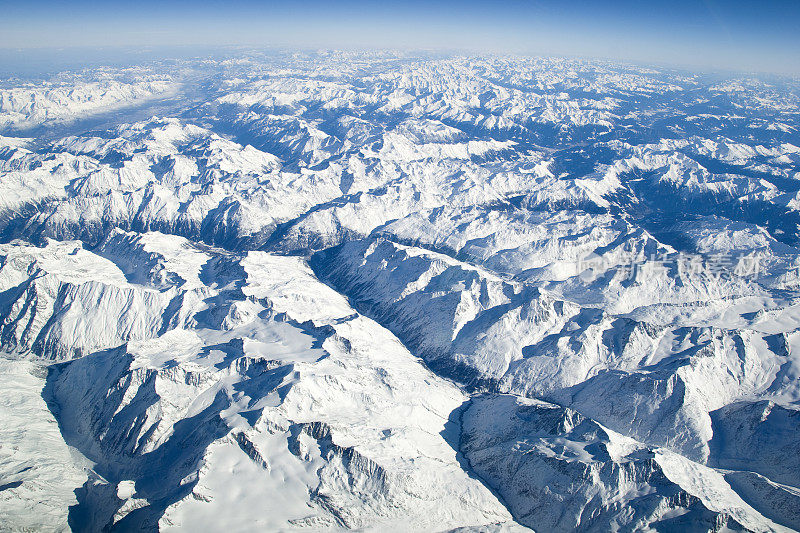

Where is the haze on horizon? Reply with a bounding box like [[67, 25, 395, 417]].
[[0, 0, 798, 76]]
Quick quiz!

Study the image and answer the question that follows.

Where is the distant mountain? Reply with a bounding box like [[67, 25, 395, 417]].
[[0, 49, 799, 532]]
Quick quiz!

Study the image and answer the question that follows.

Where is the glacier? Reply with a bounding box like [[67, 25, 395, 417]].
[[0, 48, 799, 532]]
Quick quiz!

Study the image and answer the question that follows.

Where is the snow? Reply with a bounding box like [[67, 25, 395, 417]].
[[0, 74, 177, 130], [0, 358, 87, 532], [0, 48, 799, 531]]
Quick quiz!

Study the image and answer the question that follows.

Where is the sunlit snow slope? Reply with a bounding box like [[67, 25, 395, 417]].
[[0, 49, 799, 532]]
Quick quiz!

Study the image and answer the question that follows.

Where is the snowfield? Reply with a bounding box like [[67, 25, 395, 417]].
[[0, 48, 799, 531]]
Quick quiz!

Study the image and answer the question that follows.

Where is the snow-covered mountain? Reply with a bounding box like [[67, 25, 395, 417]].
[[1, 49, 799, 532]]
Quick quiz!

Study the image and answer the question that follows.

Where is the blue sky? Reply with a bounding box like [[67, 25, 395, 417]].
[[0, 0, 798, 74]]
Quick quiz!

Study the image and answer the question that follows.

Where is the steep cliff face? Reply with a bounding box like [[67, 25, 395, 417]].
[[0, 240, 176, 360], [459, 394, 780, 532]]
